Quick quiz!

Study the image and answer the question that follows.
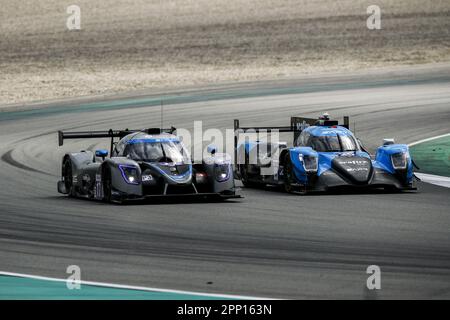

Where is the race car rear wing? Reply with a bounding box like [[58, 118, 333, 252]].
[[233, 119, 299, 166], [233, 116, 349, 164], [290, 116, 349, 141], [58, 127, 176, 155]]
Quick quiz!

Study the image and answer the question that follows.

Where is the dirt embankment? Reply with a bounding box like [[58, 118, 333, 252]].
[[1, 0, 449, 105]]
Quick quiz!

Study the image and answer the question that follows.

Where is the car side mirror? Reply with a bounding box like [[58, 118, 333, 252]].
[[357, 138, 370, 154], [207, 144, 217, 155], [357, 138, 364, 148], [95, 149, 108, 160]]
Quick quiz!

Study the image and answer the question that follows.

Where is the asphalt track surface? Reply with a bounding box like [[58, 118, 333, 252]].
[[0, 64, 449, 299]]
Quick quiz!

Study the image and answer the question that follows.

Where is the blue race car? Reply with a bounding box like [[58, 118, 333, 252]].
[[234, 114, 417, 194]]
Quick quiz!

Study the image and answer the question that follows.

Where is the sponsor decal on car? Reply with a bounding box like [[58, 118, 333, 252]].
[[142, 175, 153, 182]]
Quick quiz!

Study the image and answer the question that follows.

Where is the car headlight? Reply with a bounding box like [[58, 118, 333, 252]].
[[119, 165, 140, 184], [214, 163, 231, 182], [391, 152, 407, 170], [299, 154, 318, 172]]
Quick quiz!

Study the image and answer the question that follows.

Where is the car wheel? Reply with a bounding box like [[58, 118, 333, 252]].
[[63, 158, 74, 196], [384, 186, 401, 193], [103, 166, 112, 202], [240, 164, 256, 188], [283, 153, 296, 193]]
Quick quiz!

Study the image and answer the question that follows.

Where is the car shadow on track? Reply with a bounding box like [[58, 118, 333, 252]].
[[240, 185, 418, 196], [40, 195, 243, 206]]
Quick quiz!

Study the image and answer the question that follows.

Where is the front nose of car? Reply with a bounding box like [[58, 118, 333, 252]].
[[332, 156, 373, 184], [154, 163, 193, 185]]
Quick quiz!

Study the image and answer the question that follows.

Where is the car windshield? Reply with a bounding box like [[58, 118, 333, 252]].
[[309, 134, 357, 152], [124, 140, 191, 164]]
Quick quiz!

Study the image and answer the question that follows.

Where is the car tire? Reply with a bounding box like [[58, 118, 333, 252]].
[[384, 186, 401, 193], [103, 166, 112, 203], [240, 164, 256, 188], [63, 158, 74, 196], [283, 153, 296, 194]]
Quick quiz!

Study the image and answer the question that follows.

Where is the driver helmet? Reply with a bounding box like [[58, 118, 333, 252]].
[[319, 112, 330, 121]]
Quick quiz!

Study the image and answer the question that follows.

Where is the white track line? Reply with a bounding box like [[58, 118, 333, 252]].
[[0, 271, 274, 300], [408, 133, 450, 147], [414, 173, 450, 189], [408, 133, 450, 189]]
